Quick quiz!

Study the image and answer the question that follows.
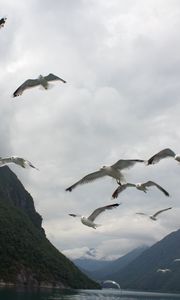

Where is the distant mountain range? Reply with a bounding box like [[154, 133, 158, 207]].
[[73, 246, 148, 280], [73, 228, 180, 292], [0, 166, 99, 289]]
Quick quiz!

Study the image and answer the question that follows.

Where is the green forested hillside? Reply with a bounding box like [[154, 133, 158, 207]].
[[0, 167, 99, 289]]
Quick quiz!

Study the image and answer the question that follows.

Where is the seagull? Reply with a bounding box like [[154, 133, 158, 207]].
[[112, 180, 169, 199], [147, 148, 180, 165], [69, 203, 120, 229], [156, 269, 171, 273], [66, 159, 144, 192], [136, 207, 172, 221], [0, 156, 39, 170], [13, 73, 66, 97], [0, 17, 7, 29]]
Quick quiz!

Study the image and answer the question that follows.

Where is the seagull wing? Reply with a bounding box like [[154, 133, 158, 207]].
[[44, 73, 66, 83], [152, 207, 172, 218], [11, 157, 38, 170], [66, 170, 106, 192], [112, 159, 144, 170], [13, 79, 40, 97], [12, 157, 26, 168], [112, 183, 136, 198], [24, 159, 39, 170], [88, 203, 120, 222], [0, 157, 13, 165], [147, 148, 176, 165], [141, 181, 169, 196]]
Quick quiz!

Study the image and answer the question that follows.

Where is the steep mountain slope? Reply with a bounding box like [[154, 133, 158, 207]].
[[90, 246, 148, 280], [0, 166, 99, 289], [113, 229, 180, 292]]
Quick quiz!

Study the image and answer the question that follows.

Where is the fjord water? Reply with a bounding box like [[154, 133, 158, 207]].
[[1, 288, 180, 300]]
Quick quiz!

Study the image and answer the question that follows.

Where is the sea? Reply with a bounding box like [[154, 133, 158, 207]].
[[0, 288, 180, 300]]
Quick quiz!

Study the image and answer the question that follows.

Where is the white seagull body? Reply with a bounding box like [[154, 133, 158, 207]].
[[66, 159, 144, 192], [13, 73, 66, 97], [0, 156, 39, 170], [136, 207, 172, 221], [112, 180, 169, 199], [147, 148, 180, 165], [156, 269, 171, 273], [69, 203, 120, 229]]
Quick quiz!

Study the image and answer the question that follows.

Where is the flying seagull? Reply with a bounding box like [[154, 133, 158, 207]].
[[112, 180, 169, 199], [136, 207, 172, 221], [0, 17, 7, 29], [69, 203, 120, 229], [66, 159, 144, 192], [13, 73, 66, 97], [147, 148, 180, 165], [0, 156, 39, 170], [156, 269, 171, 273]]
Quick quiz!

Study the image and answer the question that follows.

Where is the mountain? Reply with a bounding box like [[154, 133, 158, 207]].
[[112, 229, 180, 292], [73, 258, 111, 272], [74, 246, 148, 281], [91, 246, 148, 280], [0, 166, 99, 289]]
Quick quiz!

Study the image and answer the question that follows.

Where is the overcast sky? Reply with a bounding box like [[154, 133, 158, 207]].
[[1, 0, 180, 261]]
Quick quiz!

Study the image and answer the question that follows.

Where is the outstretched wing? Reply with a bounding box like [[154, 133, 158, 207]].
[[147, 148, 175, 165], [142, 181, 169, 196], [13, 79, 40, 97], [88, 203, 120, 222], [153, 207, 172, 218], [112, 159, 144, 170], [10, 157, 38, 170], [112, 183, 136, 199], [0, 157, 13, 165], [66, 170, 106, 192], [44, 73, 66, 83], [24, 159, 39, 170]]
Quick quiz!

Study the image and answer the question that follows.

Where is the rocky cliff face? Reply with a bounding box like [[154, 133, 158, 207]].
[[0, 166, 99, 289], [0, 166, 43, 231]]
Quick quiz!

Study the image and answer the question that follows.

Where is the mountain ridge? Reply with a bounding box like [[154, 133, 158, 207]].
[[113, 228, 180, 292], [0, 166, 99, 289]]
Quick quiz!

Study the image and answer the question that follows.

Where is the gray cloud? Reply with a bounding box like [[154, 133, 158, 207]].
[[0, 0, 180, 260]]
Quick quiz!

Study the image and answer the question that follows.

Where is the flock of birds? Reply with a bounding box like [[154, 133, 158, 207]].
[[66, 149, 178, 228], [1, 17, 180, 273], [0, 17, 177, 231], [1, 15, 180, 275]]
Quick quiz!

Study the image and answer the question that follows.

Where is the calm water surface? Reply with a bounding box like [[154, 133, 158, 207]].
[[0, 288, 180, 300]]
